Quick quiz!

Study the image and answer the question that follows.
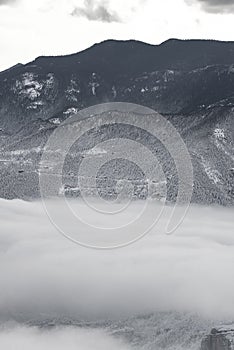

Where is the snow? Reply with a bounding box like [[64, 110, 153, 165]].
[[84, 147, 107, 155], [191, 65, 218, 73], [217, 324, 234, 332], [39, 125, 45, 131], [163, 70, 175, 82], [13, 72, 55, 107], [14, 72, 43, 101], [26, 100, 44, 110], [9, 147, 42, 156], [112, 86, 117, 98], [141, 86, 150, 93], [228, 65, 234, 74], [66, 78, 80, 102], [205, 167, 222, 184], [60, 186, 80, 195], [214, 128, 226, 141], [200, 155, 222, 185], [63, 107, 78, 116], [87, 73, 100, 96], [50, 118, 61, 125], [140, 86, 159, 93], [89, 82, 100, 96], [45, 73, 55, 89], [212, 127, 234, 161], [135, 73, 149, 81]]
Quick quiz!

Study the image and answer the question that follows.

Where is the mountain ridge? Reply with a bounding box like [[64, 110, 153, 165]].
[[0, 38, 233, 203], [3, 38, 234, 76]]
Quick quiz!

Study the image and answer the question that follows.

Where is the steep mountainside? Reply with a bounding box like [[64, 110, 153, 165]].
[[0, 39, 233, 203]]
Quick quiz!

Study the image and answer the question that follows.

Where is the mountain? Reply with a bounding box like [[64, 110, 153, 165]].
[[0, 39, 233, 203]]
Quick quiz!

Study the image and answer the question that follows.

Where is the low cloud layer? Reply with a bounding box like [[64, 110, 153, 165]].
[[0, 199, 234, 348], [71, 0, 121, 23], [0, 199, 234, 322], [0, 326, 131, 350], [188, 0, 234, 13]]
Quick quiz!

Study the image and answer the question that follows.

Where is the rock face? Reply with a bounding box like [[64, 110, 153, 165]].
[[201, 327, 234, 350], [0, 39, 233, 202]]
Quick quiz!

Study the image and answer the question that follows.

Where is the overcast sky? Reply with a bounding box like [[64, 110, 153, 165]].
[[0, 0, 234, 71]]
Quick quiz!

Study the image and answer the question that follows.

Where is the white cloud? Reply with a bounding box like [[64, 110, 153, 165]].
[[0, 199, 234, 323], [187, 0, 234, 13], [71, 0, 121, 23]]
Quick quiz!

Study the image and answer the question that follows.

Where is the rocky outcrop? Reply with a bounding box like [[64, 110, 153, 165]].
[[201, 327, 234, 350]]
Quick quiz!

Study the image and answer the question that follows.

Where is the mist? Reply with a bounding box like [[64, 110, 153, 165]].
[[0, 199, 234, 348], [0, 199, 234, 320], [0, 325, 131, 350]]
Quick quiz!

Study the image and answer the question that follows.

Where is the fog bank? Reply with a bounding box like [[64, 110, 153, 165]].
[[0, 199, 233, 323]]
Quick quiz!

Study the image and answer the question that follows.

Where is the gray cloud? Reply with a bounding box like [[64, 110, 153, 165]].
[[71, 0, 121, 23], [187, 0, 234, 13], [0, 0, 17, 5]]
